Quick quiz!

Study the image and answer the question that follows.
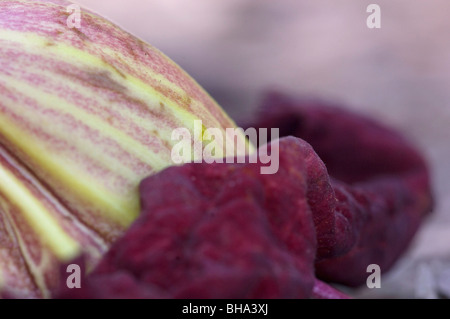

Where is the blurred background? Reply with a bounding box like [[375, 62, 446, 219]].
[[75, 0, 450, 298]]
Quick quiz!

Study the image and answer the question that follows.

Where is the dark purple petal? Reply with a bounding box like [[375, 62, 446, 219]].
[[245, 91, 433, 286]]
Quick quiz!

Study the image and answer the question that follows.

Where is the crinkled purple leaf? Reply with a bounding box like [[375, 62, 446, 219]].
[[57, 137, 317, 298]]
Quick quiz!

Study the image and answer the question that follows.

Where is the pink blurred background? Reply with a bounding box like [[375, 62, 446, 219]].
[[75, 0, 450, 298]]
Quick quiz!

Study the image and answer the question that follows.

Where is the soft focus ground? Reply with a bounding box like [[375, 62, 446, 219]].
[[76, 0, 450, 298]]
